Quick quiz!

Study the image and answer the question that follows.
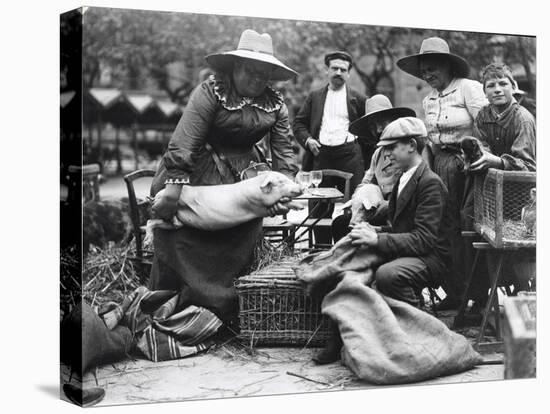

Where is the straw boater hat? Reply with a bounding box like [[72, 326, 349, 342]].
[[348, 94, 416, 136], [377, 117, 427, 147], [205, 29, 298, 82], [397, 37, 470, 80]]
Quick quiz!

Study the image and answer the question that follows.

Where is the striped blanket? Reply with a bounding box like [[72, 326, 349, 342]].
[[100, 287, 223, 362]]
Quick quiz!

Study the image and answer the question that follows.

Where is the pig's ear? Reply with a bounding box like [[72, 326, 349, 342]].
[[260, 176, 274, 194]]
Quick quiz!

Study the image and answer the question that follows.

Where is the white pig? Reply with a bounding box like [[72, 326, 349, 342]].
[[149, 171, 304, 232]]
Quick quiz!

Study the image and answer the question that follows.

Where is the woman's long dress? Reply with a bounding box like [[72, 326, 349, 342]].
[[149, 75, 298, 324], [422, 77, 487, 301]]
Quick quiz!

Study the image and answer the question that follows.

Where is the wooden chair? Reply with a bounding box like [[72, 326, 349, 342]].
[[67, 163, 101, 204], [305, 169, 353, 249], [262, 215, 297, 251], [123, 169, 156, 284]]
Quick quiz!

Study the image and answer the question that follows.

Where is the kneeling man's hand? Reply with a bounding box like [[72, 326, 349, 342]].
[[349, 222, 379, 247]]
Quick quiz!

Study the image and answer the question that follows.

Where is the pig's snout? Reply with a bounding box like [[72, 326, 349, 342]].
[[285, 182, 303, 198], [269, 182, 302, 203], [259, 172, 303, 198]]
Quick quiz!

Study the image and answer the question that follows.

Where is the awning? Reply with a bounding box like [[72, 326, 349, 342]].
[[87, 88, 125, 109], [60, 90, 76, 108], [82, 88, 185, 129]]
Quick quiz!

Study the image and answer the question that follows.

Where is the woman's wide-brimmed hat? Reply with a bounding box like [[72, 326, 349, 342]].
[[205, 29, 298, 82], [397, 37, 470, 80], [349, 94, 416, 136]]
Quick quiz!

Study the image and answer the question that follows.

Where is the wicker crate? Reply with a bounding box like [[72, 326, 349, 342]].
[[503, 294, 536, 379], [474, 169, 536, 248], [235, 259, 331, 347]]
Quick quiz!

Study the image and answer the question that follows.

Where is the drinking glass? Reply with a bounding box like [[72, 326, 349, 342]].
[[296, 171, 311, 192], [311, 170, 323, 188]]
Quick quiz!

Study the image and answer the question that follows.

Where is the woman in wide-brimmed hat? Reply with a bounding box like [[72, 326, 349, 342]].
[[150, 29, 299, 328], [397, 37, 487, 311]]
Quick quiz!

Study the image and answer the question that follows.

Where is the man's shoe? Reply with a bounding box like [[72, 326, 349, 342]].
[[468, 299, 487, 315], [313, 330, 342, 365], [433, 296, 460, 312], [312, 345, 341, 365], [63, 384, 105, 407]]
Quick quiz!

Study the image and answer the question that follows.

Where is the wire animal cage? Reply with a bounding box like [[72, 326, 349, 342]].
[[235, 259, 330, 347], [474, 169, 536, 248]]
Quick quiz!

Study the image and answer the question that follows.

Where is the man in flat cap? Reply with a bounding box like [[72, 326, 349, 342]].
[[293, 51, 367, 244], [349, 117, 452, 307]]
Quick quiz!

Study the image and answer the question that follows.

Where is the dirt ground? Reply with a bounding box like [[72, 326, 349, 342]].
[[60, 345, 504, 407], [60, 309, 505, 407]]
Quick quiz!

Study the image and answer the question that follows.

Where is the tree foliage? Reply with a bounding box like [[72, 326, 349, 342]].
[[77, 8, 536, 105]]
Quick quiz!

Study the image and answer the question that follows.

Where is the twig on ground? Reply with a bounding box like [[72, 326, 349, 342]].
[[286, 371, 333, 387], [198, 386, 235, 393], [239, 386, 264, 397], [241, 373, 280, 388]]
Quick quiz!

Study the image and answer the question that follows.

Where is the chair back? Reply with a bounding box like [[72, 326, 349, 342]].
[[123, 169, 156, 282], [67, 163, 101, 204], [318, 169, 353, 202]]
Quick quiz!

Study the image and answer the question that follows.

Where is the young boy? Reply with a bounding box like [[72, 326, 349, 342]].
[[349, 117, 452, 307], [463, 62, 536, 317], [331, 95, 415, 242], [314, 117, 452, 365], [470, 62, 535, 172]]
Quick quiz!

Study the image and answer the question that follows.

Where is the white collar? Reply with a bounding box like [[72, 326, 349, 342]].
[[401, 162, 420, 180], [426, 77, 461, 99], [327, 85, 347, 94], [397, 162, 421, 197]]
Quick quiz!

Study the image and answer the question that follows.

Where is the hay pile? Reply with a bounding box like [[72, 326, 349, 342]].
[[245, 237, 297, 274], [60, 243, 142, 318], [483, 219, 536, 242], [82, 244, 142, 306], [60, 245, 82, 318], [61, 236, 295, 318], [502, 219, 536, 240]]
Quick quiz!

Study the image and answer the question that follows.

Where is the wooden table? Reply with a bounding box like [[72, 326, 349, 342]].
[[279, 187, 344, 247], [453, 230, 536, 353]]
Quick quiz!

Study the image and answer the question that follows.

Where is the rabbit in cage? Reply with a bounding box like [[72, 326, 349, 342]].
[[521, 188, 536, 235]]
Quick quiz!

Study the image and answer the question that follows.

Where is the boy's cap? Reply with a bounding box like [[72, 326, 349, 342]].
[[378, 117, 427, 147]]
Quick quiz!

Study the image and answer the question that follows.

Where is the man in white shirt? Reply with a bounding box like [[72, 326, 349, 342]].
[[293, 51, 367, 244]]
